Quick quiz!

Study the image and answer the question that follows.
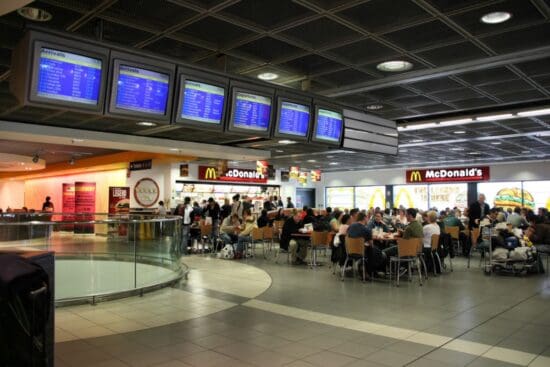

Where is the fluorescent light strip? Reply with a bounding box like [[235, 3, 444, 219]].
[[399, 129, 550, 147], [517, 108, 550, 117], [476, 113, 513, 121]]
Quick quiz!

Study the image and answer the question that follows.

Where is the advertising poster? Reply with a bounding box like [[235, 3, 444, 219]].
[[429, 183, 468, 210], [256, 160, 268, 176], [326, 187, 354, 209], [179, 164, 189, 177], [216, 160, 228, 176], [281, 171, 289, 182], [289, 166, 300, 180], [74, 182, 96, 234], [393, 185, 428, 210], [298, 171, 308, 185], [355, 186, 385, 209], [311, 169, 321, 182], [61, 183, 75, 231], [109, 186, 130, 236], [477, 182, 522, 210], [518, 181, 550, 210]]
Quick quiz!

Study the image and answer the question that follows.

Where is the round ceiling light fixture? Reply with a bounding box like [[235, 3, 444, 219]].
[[258, 72, 279, 81], [278, 139, 296, 145], [0, 153, 46, 172], [376, 60, 413, 72], [137, 121, 157, 127], [481, 11, 512, 24], [366, 104, 384, 110], [17, 7, 53, 22], [454, 130, 466, 134]]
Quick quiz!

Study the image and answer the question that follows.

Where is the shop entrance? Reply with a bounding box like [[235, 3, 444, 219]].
[[296, 188, 315, 208]]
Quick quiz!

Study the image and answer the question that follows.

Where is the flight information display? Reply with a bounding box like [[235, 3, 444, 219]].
[[115, 64, 169, 115], [181, 80, 225, 124], [278, 101, 310, 137], [36, 47, 102, 105], [316, 108, 343, 142], [233, 92, 271, 131]]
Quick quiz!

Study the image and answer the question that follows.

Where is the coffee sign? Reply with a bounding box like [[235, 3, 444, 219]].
[[406, 166, 490, 183], [199, 166, 267, 183]]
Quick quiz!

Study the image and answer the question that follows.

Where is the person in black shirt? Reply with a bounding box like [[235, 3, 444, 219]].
[[286, 197, 295, 209], [257, 209, 271, 228], [280, 210, 308, 265], [204, 197, 221, 237], [468, 193, 490, 229], [303, 208, 316, 225], [42, 196, 54, 212], [220, 198, 232, 221], [263, 197, 274, 211], [274, 208, 286, 221]]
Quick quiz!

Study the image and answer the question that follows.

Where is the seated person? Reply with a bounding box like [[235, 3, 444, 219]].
[[329, 210, 342, 233], [302, 208, 316, 225], [443, 209, 468, 255], [257, 209, 271, 228], [274, 208, 287, 221], [280, 209, 308, 265], [367, 212, 389, 234], [393, 208, 408, 229], [423, 211, 441, 272], [235, 209, 258, 258], [401, 208, 423, 240], [220, 214, 240, 245], [508, 207, 529, 229], [347, 212, 378, 278]]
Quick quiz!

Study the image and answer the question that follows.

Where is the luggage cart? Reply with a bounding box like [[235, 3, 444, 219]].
[[483, 226, 537, 276]]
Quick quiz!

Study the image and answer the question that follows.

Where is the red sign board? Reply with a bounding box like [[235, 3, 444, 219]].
[[198, 166, 267, 183], [109, 187, 130, 214], [74, 182, 96, 233], [61, 183, 75, 231], [406, 166, 490, 183]]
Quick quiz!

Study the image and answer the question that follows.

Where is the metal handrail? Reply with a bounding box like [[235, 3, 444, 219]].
[[0, 215, 183, 226]]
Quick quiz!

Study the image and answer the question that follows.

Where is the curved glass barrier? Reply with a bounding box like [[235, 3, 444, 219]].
[[0, 213, 185, 305]]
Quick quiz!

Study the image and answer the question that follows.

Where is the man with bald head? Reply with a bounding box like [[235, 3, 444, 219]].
[[468, 193, 491, 229]]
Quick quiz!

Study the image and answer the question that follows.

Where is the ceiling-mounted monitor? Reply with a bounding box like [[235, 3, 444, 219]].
[[10, 31, 109, 113], [273, 94, 312, 141], [174, 67, 228, 131], [227, 82, 274, 137], [107, 52, 175, 123], [311, 104, 344, 146]]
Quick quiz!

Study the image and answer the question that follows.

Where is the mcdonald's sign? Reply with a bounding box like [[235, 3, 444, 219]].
[[406, 166, 490, 183], [198, 165, 268, 183]]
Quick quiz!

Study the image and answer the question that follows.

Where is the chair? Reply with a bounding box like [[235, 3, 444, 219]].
[[273, 221, 291, 264], [310, 231, 328, 267], [262, 226, 275, 259], [341, 236, 366, 282], [430, 234, 441, 276], [249, 227, 264, 258], [445, 226, 462, 256], [389, 238, 423, 287], [536, 245, 550, 277], [467, 227, 481, 268]]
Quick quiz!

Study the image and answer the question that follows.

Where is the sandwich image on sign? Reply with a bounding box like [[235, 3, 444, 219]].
[[493, 188, 534, 210]]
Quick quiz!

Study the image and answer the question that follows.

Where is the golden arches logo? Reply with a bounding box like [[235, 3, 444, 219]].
[[368, 188, 386, 208], [409, 170, 422, 182], [204, 167, 217, 180], [395, 188, 414, 208]]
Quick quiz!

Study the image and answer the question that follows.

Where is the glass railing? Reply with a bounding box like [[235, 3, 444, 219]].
[[0, 213, 186, 305]]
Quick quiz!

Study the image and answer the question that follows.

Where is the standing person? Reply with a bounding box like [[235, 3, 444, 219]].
[[220, 198, 232, 221], [204, 197, 221, 237], [468, 193, 490, 229], [42, 196, 54, 212], [263, 196, 274, 211], [231, 194, 243, 219], [286, 197, 295, 209], [156, 201, 167, 216], [174, 197, 192, 255], [275, 195, 284, 208]]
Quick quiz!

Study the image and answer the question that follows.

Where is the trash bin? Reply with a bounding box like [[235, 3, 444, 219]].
[[0, 251, 54, 367]]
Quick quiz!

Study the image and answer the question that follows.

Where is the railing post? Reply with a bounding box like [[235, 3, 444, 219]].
[[133, 221, 137, 289]]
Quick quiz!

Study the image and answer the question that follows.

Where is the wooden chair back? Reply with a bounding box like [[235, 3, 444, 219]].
[[262, 226, 274, 240], [431, 234, 440, 251], [397, 238, 422, 257], [345, 236, 365, 256], [200, 223, 212, 236], [251, 227, 264, 241], [445, 226, 460, 240], [311, 231, 328, 247], [470, 227, 480, 247]]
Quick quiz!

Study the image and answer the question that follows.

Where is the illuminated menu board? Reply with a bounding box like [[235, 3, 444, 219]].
[[316, 108, 343, 142], [181, 80, 225, 124], [115, 65, 169, 115], [355, 186, 386, 209], [326, 187, 354, 209], [233, 92, 271, 131], [37, 48, 102, 105], [278, 101, 310, 137], [393, 185, 428, 210]]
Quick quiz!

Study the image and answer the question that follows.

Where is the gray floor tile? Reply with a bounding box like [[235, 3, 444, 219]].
[[466, 357, 523, 367], [179, 350, 239, 367], [384, 341, 435, 358], [407, 357, 456, 367], [364, 349, 418, 367], [272, 342, 323, 359], [329, 341, 379, 359], [423, 349, 477, 366], [302, 350, 358, 367]]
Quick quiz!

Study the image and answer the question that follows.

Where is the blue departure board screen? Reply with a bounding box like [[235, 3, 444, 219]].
[[181, 80, 225, 124], [316, 108, 343, 142], [115, 65, 169, 115], [278, 101, 310, 137], [36, 48, 102, 105], [233, 92, 271, 131]]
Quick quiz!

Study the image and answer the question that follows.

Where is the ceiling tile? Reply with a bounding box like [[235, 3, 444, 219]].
[[383, 20, 464, 51], [457, 67, 519, 85], [318, 68, 374, 87], [282, 17, 362, 48], [235, 37, 303, 61], [407, 78, 464, 93], [178, 16, 252, 46], [431, 87, 483, 101], [326, 39, 399, 65], [416, 41, 488, 66], [144, 38, 208, 61], [482, 23, 550, 54], [279, 54, 341, 75], [222, 0, 314, 28]]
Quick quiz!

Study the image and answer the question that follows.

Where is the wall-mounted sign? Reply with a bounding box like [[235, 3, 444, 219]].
[[74, 182, 96, 234], [311, 169, 321, 182], [134, 178, 160, 207], [180, 164, 189, 177], [256, 160, 268, 175], [109, 186, 130, 214], [267, 165, 276, 180], [198, 166, 267, 183], [61, 183, 75, 231], [129, 159, 152, 171], [406, 166, 490, 183], [281, 170, 289, 182], [289, 166, 300, 180], [298, 171, 308, 185]]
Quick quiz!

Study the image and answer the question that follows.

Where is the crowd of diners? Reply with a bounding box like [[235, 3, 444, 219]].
[[172, 193, 550, 275]]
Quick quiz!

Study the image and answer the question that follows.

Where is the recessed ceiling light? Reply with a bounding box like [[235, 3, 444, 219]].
[[329, 162, 338, 165], [491, 142, 502, 145], [307, 159, 316, 163], [410, 139, 424, 143], [376, 60, 413, 72], [137, 121, 157, 127], [278, 140, 296, 144], [275, 149, 284, 153], [169, 148, 179, 151], [450, 147, 464, 151], [17, 7, 52, 22], [454, 130, 466, 134], [72, 138, 84, 143], [399, 149, 408, 153], [366, 104, 384, 110], [481, 11, 512, 24], [258, 72, 278, 81], [468, 152, 481, 155], [521, 150, 530, 154]]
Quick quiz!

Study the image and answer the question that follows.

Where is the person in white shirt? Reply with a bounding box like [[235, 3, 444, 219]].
[[175, 197, 193, 255], [157, 201, 167, 216], [423, 210, 441, 273]]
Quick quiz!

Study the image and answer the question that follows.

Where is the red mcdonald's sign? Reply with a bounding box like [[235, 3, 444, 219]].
[[406, 166, 490, 183]]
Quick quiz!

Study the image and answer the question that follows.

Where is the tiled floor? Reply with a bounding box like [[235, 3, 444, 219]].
[[55, 253, 550, 366]]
